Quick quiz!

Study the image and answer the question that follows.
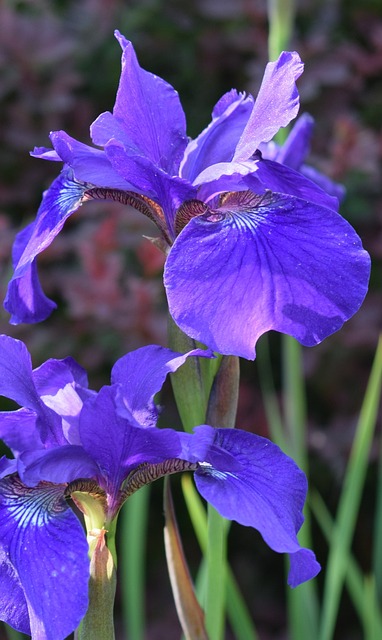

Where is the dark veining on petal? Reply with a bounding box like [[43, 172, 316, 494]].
[[0, 475, 68, 524], [84, 187, 172, 245], [65, 478, 107, 500], [175, 199, 209, 235], [121, 458, 199, 501], [218, 189, 277, 214]]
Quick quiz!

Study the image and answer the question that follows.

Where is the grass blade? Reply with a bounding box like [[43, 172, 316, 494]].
[[119, 485, 150, 640], [182, 475, 258, 640], [318, 336, 382, 640]]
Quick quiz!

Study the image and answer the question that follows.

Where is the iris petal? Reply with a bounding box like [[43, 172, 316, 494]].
[[191, 426, 320, 586], [50, 130, 135, 189], [111, 345, 213, 427], [20, 446, 100, 486], [112, 31, 188, 173], [234, 51, 304, 161], [0, 475, 89, 639], [0, 409, 41, 457], [79, 386, 182, 505], [181, 90, 254, 182], [164, 191, 370, 359], [4, 168, 88, 324], [0, 335, 67, 447], [0, 335, 42, 412]]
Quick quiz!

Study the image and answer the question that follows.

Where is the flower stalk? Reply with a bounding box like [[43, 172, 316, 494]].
[[75, 526, 117, 640]]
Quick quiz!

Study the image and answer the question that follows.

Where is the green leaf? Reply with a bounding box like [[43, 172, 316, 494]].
[[119, 485, 150, 640], [318, 336, 382, 640], [182, 475, 259, 640]]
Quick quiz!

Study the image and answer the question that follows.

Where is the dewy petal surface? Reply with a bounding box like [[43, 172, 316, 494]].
[[111, 345, 213, 428], [234, 51, 304, 161], [164, 191, 370, 359], [0, 475, 89, 639], [191, 426, 320, 587]]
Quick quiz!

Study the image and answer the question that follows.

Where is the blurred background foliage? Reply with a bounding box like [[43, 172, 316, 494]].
[[0, 0, 381, 638]]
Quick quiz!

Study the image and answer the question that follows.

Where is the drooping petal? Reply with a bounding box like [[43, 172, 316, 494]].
[[180, 90, 254, 182], [111, 345, 213, 428], [190, 426, 320, 587], [4, 168, 89, 324], [234, 51, 304, 161], [288, 548, 321, 588], [0, 475, 89, 639], [79, 386, 182, 503], [164, 191, 370, 359], [5, 221, 57, 324], [111, 31, 188, 173]]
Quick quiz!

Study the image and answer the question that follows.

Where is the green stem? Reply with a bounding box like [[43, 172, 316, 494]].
[[168, 320, 240, 640], [76, 523, 117, 640], [168, 315, 218, 431], [267, 0, 296, 61], [205, 505, 228, 640], [282, 336, 307, 470]]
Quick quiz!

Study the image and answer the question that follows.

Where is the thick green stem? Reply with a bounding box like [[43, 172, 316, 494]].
[[76, 524, 117, 640], [167, 320, 240, 640], [168, 315, 219, 431]]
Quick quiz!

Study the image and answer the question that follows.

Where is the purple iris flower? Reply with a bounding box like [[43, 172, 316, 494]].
[[4, 31, 370, 359], [0, 335, 319, 637], [259, 112, 346, 202]]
